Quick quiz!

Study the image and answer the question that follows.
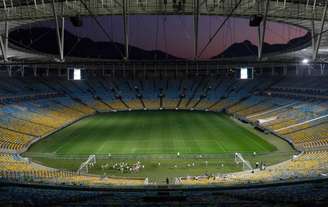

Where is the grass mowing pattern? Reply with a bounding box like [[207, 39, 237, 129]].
[[25, 111, 291, 181], [28, 111, 276, 155]]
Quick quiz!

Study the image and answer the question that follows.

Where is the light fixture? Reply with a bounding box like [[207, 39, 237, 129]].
[[302, 58, 309, 64]]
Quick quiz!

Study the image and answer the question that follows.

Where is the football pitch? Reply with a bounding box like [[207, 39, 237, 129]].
[[28, 110, 276, 154], [25, 111, 294, 180]]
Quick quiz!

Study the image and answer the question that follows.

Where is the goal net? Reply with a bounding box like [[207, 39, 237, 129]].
[[234, 153, 252, 171], [77, 155, 96, 174]]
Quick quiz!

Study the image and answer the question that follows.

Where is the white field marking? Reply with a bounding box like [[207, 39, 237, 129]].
[[214, 138, 227, 152], [130, 147, 137, 153], [96, 140, 108, 153], [53, 144, 66, 153], [275, 114, 328, 132], [242, 134, 267, 151], [232, 119, 269, 151], [246, 102, 298, 119]]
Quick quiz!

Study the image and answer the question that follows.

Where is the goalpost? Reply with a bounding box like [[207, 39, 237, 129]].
[[234, 153, 253, 171], [77, 155, 96, 174]]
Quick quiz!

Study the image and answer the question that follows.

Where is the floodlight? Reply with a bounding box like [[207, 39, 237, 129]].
[[302, 58, 309, 64]]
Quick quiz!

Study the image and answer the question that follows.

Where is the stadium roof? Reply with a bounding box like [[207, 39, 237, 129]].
[[1, 0, 328, 64]]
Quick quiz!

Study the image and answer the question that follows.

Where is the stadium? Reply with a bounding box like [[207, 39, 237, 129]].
[[0, 0, 328, 206]]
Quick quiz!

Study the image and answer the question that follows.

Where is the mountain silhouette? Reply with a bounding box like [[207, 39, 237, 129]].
[[10, 27, 310, 60], [212, 32, 311, 59], [9, 27, 178, 60]]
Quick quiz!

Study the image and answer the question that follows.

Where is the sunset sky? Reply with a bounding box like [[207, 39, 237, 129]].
[[34, 15, 307, 59]]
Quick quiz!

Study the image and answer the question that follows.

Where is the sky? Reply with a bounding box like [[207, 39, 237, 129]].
[[33, 15, 308, 59]]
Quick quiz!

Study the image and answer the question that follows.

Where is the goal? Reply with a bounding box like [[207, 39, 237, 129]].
[[77, 155, 96, 174], [234, 153, 253, 171]]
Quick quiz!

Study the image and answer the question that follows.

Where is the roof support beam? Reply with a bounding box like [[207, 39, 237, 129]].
[[1, 0, 9, 63], [2, 0, 6, 10], [61, 16, 65, 60], [257, 0, 269, 61], [0, 37, 6, 62], [33, 0, 38, 9], [123, 0, 129, 61], [313, 1, 328, 61], [311, 19, 316, 53], [193, 0, 200, 60], [51, 0, 65, 62], [0, 20, 8, 62]]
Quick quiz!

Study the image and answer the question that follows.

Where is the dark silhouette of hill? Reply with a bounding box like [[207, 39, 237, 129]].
[[9, 27, 178, 60], [212, 32, 311, 59], [9, 27, 310, 60]]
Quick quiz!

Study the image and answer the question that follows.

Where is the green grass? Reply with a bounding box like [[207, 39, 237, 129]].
[[28, 110, 276, 155], [25, 111, 294, 181]]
